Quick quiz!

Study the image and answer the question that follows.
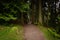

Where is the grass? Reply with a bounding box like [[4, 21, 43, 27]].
[[0, 25, 24, 40], [38, 25, 60, 40]]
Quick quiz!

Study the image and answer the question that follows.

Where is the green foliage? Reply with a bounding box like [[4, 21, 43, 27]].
[[48, 28, 60, 38], [0, 25, 24, 40], [0, 0, 30, 21], [0, 14, 17, 21], [38, 25, 60, 40], [20, 2, 30, 12]]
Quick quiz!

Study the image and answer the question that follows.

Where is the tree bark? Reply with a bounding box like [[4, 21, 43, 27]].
[[39, 0, 43, 25]]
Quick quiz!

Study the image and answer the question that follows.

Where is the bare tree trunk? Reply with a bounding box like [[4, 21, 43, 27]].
[[39, 0, 43, 25], [31, 0, 35, 24], [21, 13, 24, 25]]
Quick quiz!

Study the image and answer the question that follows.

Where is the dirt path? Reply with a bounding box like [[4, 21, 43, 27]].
[[24, 24, 45, 40]]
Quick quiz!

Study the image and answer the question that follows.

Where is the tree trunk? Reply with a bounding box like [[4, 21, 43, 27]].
[[39, 0, 43, 25], [31, 0, 35, 24]]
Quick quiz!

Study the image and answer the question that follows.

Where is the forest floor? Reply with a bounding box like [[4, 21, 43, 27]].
[[0, 24, 59, 40], [24, 24, 46, 40], [0, 25, 24, 40]]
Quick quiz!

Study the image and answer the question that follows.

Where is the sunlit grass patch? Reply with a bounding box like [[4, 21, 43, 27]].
[[0, 25, 24, 40]]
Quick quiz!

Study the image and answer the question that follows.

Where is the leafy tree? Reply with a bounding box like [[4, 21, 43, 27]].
[[0, 0, 30, 24]]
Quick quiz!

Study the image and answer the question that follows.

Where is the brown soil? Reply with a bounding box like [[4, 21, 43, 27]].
[[24, 24, 45, 40]]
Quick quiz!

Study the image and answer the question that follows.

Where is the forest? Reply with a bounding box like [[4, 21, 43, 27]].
[[0, 0, 60, 40]]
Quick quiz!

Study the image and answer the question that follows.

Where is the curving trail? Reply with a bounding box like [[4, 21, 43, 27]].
[[24, 24, 45, 40]]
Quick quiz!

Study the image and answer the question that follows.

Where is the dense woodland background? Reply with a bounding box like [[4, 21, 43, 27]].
[[0, 0, 60, 40]]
